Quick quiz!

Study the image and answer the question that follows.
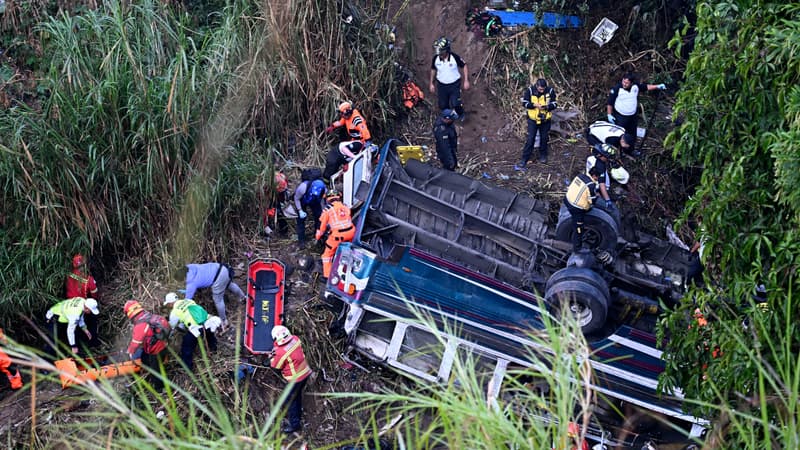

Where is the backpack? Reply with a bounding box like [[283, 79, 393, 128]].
[[136, 312, 171, 355], [301, 168, 323, 182], [466, 8, 503, 37], [188, 303, 209, 325]]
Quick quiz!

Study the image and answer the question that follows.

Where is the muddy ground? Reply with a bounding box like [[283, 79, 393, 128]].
[[1, 0, 699, 448]]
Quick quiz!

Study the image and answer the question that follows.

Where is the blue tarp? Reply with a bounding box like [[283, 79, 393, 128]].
[[488, 9, 582, 29]]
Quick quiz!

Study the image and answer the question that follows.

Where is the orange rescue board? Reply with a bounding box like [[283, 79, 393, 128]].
[[54, 357, 141, 389]]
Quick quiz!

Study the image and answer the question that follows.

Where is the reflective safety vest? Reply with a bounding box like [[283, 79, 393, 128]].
[[565, 174, 597, 210], [320, 201, 352, 231], [49, 298, 86, 323], [333, 110, 371, 142], [270, 335, 312, 382], [173, 299, 201, 328], [526, 86, 556, 124]]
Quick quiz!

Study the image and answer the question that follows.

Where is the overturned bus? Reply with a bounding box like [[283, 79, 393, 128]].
[[324, 140, 707, 447]]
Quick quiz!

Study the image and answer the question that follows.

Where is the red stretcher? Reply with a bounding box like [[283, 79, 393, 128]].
[[244, 258, 286, 354]]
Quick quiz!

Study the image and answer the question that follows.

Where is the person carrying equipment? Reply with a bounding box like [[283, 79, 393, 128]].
[[564, 167, 600, 251], [0, 329, 23, 391], [269, 325, 312, 434], [45, 297, 100, 356], [124, 300, 171, 391], [315, 190, 355, 279], [324, 102, 372, 180], [164, 293, 221, 371]]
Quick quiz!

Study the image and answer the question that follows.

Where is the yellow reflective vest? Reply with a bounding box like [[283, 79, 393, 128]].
[[565, 174, 597, 210], [49, 298, 86, 323], [525, 86, 556, 124]]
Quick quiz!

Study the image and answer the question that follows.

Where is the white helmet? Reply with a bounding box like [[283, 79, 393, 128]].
[[164, 292, 179, 306], [271, 325, 292, 346], [84, 298, 100, 315], [610, 166, 630, 184]]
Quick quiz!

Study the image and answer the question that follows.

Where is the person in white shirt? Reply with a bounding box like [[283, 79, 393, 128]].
[[429, 37, 470, 119], [606, 73, 666, 153]]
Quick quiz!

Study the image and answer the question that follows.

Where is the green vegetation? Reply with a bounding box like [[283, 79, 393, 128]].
[[660, 0, 800, 447], [0, 0, 402, 325]]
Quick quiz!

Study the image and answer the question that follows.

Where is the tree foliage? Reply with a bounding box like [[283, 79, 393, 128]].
[[660, 0, 800, 445]]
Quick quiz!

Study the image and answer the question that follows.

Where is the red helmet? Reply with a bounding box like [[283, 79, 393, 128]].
[[274, 172, 288, 193], [124, 300, 144, 319], [72, 254, 85, 269], [567, 422, 580, 437]]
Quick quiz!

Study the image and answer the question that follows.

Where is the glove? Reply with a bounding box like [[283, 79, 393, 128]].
[[605, 199, 614, 209], [607, 114, 616, 124], [325, 125, 335, 134], [657, 83, 667, 90], [298, 210, 307, 219]]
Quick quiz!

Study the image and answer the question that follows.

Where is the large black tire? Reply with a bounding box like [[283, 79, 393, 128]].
[[545, 267, 610, 334], [556, 204, 619, 252]]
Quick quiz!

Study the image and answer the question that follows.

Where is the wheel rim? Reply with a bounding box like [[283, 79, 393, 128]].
[[569, 301, 593, 327]]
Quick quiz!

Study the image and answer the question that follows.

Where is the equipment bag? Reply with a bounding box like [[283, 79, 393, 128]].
[[301, 168, 323, 182], [137, 312, 171, 354], [188, 304, 209, 326]]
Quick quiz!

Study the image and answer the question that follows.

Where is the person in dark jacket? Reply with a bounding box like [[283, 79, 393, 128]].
[[433, 109, 459, 171], [517, 78, 557, 168]]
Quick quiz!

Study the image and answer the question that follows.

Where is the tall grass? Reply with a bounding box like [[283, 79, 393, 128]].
[[0, 0, 403, 324], [328, 305, 597, 449]]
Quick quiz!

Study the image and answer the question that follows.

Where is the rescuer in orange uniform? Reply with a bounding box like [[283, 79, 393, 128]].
[[323, 101, 372, 180], [66, 254, 100, 347], [315, 190, 355, 279], [125, 300, 171, 391], [0, 329, 23, 392], [269, 325, 312, 434]]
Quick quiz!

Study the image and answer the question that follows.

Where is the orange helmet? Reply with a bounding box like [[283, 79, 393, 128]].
[[124, 300, 144, 319], [338, 102, 353, 115], [274, 172, 288, 193], [72, 254, 85, 269]]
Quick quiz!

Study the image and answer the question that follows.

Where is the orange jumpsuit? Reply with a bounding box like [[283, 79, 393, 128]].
[[315, 201, 355, 278], [0, 329, 22, 390], [331, 109, 371, 143]]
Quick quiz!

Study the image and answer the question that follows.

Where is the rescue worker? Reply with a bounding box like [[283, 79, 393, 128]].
[[566, 422, 590, 450], [585, 144, 619, 222], [45, 297, 100, 356], [324, 102, 372, 180], [269, 325, 312, 434], [66, 253, 100, 347], [315, 190, 355, 279], [164, 292, 221, 371], [564, 167, 600, 251], [124, 300, 170, 391], [586, 120, 636, 157], [294, 178, 326, 249], [429, 37, 469, 118], [264, 171, 290, 237], [0, 329, 23, 392], [517, 78, 557, 168], [606, 73, 666, 152], [432, 109, 459, 171], [183, 262, 246, 332]]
